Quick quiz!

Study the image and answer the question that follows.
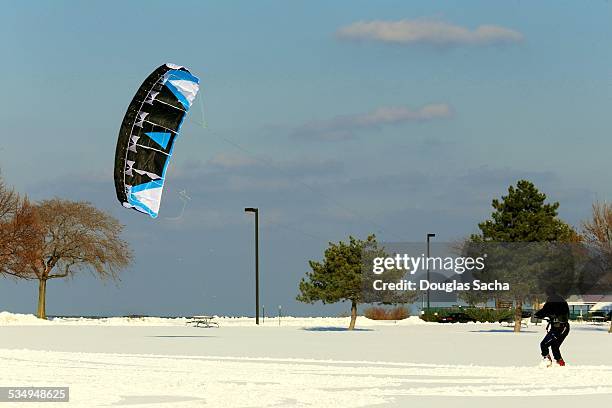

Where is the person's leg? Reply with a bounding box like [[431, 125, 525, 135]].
[[558, 323, 570, 344], [540, 331, 554, 357], [553, 324, 570, 361], [550, 337, 562, 361]]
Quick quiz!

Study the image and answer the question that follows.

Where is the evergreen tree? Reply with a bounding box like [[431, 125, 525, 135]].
[[471, 180, 578, 332], [297, 235, 385, 330]]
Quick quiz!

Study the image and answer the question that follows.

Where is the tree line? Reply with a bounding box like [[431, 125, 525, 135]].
[[2, 174, 609, 331], [297, 180, 612, 332]]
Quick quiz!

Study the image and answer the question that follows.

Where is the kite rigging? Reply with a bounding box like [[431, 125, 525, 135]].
[[114, 63, 199, 218], [165, 189, 192, 221]]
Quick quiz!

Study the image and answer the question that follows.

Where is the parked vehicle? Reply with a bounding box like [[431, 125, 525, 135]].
[[439, 312, 476, 323], [588, 311, 611, 322]]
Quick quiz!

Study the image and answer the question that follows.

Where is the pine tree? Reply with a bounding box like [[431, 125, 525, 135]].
[[471, 180, 578, 332], [297, 235, 382, 330]]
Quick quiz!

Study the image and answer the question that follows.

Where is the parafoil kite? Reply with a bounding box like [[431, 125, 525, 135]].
[[114, 63, 199, 218]]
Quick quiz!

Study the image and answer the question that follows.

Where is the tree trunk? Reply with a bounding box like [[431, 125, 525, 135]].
[[513, 299, 523, 333], [37, 279, 47, 319], [348, 300, 357, 330]]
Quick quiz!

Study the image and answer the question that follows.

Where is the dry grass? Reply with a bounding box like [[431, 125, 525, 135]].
[[364, 306, 410, 320]]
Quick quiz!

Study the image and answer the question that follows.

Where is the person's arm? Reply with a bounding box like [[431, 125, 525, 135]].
[[534, 302, 550, 319]]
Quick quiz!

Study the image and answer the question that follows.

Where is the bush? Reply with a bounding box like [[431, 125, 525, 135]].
[[465, 308, 513, 323], [420, 310, 442, 322], [419, 307, 456, 322], [364, 306, 410, 320], [418, 307, 515, 323]]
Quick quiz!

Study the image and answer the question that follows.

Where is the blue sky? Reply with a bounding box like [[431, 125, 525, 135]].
[[1, 1, 611, 316]]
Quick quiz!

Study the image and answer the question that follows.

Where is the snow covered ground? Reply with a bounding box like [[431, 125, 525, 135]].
[[0, 311, 429, 327], [1, 312, 611, 407]]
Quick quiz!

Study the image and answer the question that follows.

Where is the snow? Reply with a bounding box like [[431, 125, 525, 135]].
[[0, 311, 429, 327], [0, 311, 52, 325], [1, 311, 611, 407]]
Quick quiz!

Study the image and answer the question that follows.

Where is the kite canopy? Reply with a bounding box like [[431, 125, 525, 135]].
[[114, 63, 199, 218]]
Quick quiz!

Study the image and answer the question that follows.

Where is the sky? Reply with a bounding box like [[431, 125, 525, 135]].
[[0, 1, 611, 317]]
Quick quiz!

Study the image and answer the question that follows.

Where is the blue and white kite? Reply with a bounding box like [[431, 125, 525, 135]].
[[114, 63, 199, 218]]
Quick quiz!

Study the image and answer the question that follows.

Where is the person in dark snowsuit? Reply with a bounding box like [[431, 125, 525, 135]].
[[534, 290, 570, 366]]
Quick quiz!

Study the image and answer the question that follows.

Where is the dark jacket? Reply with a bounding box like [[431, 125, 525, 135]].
[[534, 294, 569, 323]]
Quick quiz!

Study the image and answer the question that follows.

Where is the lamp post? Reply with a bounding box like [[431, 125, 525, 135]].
[[426, 233, 436, 311], [245, 207, 260, 325]]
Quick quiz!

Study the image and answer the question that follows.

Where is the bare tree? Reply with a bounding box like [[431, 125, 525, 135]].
[[0, 178, 40, 279], [26, 199, 133, 319], [583, 202, 612, 259], [582, 202, 612, 333]]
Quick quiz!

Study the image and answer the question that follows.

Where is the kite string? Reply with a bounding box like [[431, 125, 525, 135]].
[[164, 193, 189, 221], [189, 103, 403, 242], [263, 218, 329, 241]]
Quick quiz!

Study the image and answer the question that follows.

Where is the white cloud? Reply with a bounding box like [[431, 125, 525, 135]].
[[337, 19, 524, 47], [293, 104, 453, 141]]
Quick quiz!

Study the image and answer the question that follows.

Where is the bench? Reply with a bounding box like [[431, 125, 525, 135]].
[[187, 315, 219, 328], [499, 319, 528, 328]]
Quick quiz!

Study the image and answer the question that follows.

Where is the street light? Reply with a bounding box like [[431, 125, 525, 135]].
[[245, 207, 260, 325], [426, 233, 436, 311]]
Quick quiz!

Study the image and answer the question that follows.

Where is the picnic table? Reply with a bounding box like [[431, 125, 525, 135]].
[[499, 318, 528, 328], [187, 315, 219, 328]]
